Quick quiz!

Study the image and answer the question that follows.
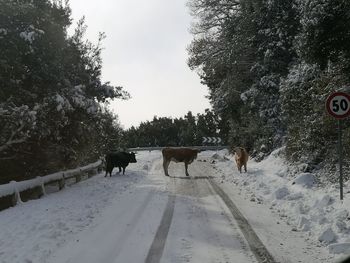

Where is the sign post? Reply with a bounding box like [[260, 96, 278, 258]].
[[325, 92, 350, 200], [338, 120, 343, 200]]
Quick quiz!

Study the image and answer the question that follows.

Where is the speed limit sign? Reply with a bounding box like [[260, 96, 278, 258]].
[[325, 91, 350, 200], [326, 92, 350, 119]]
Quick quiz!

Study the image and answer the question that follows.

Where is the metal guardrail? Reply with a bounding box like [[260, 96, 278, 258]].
[[0, 160, 103, 211], [127, 146, 229, 152]]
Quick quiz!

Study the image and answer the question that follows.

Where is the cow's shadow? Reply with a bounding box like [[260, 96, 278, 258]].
[[170, 175, 214, 180]]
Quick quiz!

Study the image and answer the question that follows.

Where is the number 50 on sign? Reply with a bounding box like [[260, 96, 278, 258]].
[[326, 92, 350, 119]]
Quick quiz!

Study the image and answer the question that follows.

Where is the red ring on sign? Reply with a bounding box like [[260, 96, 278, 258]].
[[325, 92, 350, 119]]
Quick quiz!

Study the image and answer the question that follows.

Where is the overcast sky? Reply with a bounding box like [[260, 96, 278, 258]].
[[69, 0, 211, 129]]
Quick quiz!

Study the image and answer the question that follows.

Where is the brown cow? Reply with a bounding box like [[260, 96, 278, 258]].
[[162, 147, 199, 176], [233, 147, 249, 173]]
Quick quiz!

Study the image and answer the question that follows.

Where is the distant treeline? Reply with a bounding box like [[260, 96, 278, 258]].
[[121, 110, 220, 148]]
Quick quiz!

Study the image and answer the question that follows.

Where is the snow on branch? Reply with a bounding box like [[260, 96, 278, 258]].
[[0, 104, 37, 155]]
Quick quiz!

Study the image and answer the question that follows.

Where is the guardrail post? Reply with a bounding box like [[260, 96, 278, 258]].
[[11, 193, 17, 206], [12, 183, 22, 206], [37, 176, 46, 197], [59, 173, 65, 190], [75, 170, 82, 183], [9, 181, 21, 206], [59, 179, 65, 190]]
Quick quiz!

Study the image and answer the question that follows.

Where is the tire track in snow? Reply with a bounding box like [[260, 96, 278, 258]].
[[145, 192, 176, 263], [207, 178, 277, 263], [189, 175, 232, 263]]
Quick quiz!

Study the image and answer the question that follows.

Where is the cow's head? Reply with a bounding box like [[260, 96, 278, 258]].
[[230, 146, 242, 155], [128, 152, 137, 163], [192, 149, 200, 160]]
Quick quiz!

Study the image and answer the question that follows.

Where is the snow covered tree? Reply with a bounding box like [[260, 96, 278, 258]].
[[180, 111, 197, 145], [279, 0, 350, 179], [188, 0, 299, 154], [0, 0, 128, 183], [295, 0, 350, 71], [196, 109, 220, 144], [188, 0, 256, 149], [239, 0, 299, 153], [281, 63, 350, 181], [122, 111, 220, 148], [188, 0, 350, 179]]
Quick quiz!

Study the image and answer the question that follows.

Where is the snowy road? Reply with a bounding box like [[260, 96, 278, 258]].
[[1, 150, 338, 263], [48, 154, 261, 263], [161, 172, 259, 263]]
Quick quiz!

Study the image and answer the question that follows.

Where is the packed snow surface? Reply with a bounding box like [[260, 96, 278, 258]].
[[0, 149, 349, 263]]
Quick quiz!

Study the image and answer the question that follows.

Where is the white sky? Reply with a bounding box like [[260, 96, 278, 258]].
[[68, 0, 211, 129]]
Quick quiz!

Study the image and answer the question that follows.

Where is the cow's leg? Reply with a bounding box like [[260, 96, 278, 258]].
[[244, 163, 247, 173], [105, 165, 110, 177], [105, 166, 113, 177], [118, 166, 122, 173], [185, 162, 189, 176], [236, 160, 241, 173], [105, 157, 109, 177], [163, 159, 170, 176], [122, 166, 125, 175]]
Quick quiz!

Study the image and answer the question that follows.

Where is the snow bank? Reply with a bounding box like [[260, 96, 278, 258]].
[[211, 148, 350, 259], [319, 227, 337, 245], [292, 172, 315, 188], [329, 243, 350, 254], [210, 152, 229, 162]]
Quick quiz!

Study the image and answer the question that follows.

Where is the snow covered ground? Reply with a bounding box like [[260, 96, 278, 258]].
[[206, 148, 350, 262], [0, 149, 349, 263]]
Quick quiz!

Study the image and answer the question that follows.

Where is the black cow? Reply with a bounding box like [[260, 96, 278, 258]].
[[105, 152, 137, 177]]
